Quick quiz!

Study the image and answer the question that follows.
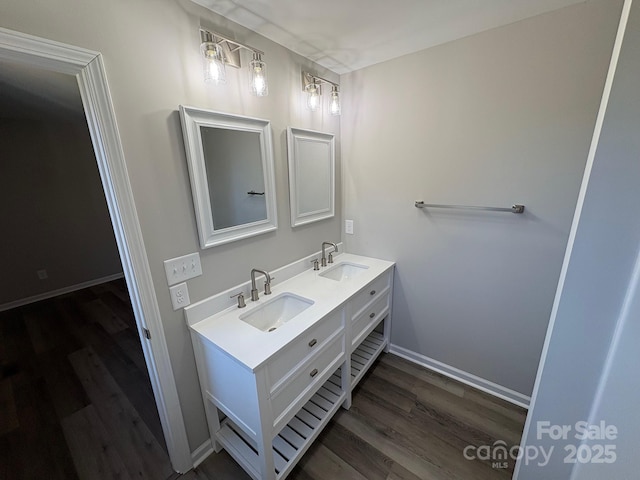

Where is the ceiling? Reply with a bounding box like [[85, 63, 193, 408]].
[[192, 0, 586, 74], [0, 1, 586, 120]]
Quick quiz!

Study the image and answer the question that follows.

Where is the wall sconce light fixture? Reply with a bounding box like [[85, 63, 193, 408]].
[[200, 29, 268, 96], [302, 71, 341, 116]]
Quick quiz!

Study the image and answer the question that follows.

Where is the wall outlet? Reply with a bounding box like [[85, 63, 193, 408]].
[[169, 282, 191, 310], [37, 269, 48, 280], [345, 219, 354, 235], [164, 252, 202, 286]]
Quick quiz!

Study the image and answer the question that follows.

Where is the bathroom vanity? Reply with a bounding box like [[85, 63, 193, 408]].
[[185, 252, 394, 480]]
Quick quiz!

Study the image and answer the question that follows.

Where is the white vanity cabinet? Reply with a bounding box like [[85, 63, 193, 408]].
[[347, 268, 392, 391], [186, 253, 394, 480], [193, 309, 347, 479]]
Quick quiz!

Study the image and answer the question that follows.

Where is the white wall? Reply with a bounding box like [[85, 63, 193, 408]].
[[571, 252, 640, 479], [340, 0, 622, 398], [0, 0, 341, 451], [516, 0, 640, 477], [0, 117, 122, 306]]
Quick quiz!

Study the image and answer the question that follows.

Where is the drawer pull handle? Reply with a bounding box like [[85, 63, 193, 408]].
[[308, 339, 317, 347], [369, 312, 376, 318], [370, 290, 376, 296], [310, 368, 318, 377]]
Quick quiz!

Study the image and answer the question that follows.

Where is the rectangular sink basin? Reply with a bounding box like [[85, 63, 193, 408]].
[[239, 293, 314, 332], [319, 261, 369, 281]]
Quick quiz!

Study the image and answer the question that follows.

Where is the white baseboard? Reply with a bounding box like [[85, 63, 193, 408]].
[[191, 438, 214, 468], [0, 273, 125, 312], [389, 344, 531, 409]]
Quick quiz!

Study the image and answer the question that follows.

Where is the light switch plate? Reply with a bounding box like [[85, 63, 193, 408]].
[[164, 252, 202, 286], [169, 282, 191, 310], [345, 219, 354, 235]]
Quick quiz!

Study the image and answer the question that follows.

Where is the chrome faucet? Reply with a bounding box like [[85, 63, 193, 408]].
[[321, 242, 338, 267], [250, 268, 271, 301]]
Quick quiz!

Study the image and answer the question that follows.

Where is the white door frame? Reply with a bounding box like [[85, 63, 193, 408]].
[[0, 27, 193, 472]]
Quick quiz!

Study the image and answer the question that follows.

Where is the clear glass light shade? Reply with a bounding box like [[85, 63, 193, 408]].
[[329, 88, 341, 116], [250, 54, 268, 96], [306, 84, 320, 111], [201, 42, 226, 84]]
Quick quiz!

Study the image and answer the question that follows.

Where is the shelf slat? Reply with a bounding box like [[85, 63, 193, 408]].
[[288, 417, 313, 439], [302, 400, 327, 420], [273, 435, 296, 462], [317, 385, 340, 404], [309, 392, 333, 411], [296, 408, 321, 429], [273, 450, 287, 474], [350, 327, 386, 388], [356, 342, 376, 355], [322, 380, 342, 398], [278, 425, 305, 449]]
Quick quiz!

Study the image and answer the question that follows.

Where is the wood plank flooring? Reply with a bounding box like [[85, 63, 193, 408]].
[[0, 279, 526, 480], [190, 353, 526, 480], [0, 279, 173, 480]]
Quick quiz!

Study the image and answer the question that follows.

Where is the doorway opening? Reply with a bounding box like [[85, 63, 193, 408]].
[[0, 27, 191, 473]]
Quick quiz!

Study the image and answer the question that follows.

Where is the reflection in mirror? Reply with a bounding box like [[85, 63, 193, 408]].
[[200, 127, 266, 229], [179, 106, 277, 248], [287, 127, 335, 227]]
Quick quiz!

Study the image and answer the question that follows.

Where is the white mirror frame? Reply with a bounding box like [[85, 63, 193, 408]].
[[179, 106, 278, 248], [287, 127, 335, 227]]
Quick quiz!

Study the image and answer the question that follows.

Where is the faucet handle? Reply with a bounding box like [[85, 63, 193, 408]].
[[230, 292, 246, 308], [264, 275, 274, 295], [328, 252, 334, 264], [310, 259, 320, 271]]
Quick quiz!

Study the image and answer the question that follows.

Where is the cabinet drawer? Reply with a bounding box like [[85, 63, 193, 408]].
[[267, 309, 343, 392], [350, 270, 391, 320], [270, 335, 344, 425], [351, 294, 389, 349]]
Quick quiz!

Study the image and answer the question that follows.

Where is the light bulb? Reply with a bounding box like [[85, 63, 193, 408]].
[[306, 83, 320, 111], [201, 42, 226, 84], [250, 53, 268, 96], [329, 86, 341, 116]]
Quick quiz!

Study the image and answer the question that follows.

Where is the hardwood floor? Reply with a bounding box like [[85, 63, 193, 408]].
[[0, 279, 526, 480], [0, 279, 173, 480], [189, 353, 526, 480]]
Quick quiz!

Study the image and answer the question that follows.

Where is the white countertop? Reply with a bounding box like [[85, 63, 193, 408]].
[[188, 253, 394, 372]]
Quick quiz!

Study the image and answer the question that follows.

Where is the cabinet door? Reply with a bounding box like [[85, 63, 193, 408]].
[[349, 271, 392, 320], [267, 309, 343, 393], [271, 335, 345, 431], [351, 295, 390, 350]]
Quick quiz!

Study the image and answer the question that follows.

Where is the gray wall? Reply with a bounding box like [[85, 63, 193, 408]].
[[340, 0, 622, 397], [0, 117, 122, 306], [0, 0, 341, 451], [516, 0, 640, 477]]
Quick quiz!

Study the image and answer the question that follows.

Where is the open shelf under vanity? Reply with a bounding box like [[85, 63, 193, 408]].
[[351, 329, 386, 387], [215, 324, 388, 480], [217, 368, 345, 479]]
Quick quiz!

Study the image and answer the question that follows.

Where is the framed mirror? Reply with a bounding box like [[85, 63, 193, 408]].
[[286, 127, 335, 227], [179, 106, 277, 248]]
